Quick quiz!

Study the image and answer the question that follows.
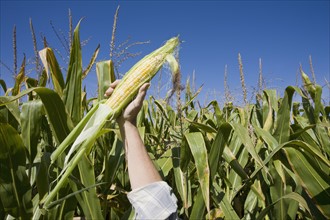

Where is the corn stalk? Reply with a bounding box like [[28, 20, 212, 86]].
[[41, 36, 180, 210]]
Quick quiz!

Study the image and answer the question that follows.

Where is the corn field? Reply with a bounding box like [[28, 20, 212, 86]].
[[0, 18, 329, 220]]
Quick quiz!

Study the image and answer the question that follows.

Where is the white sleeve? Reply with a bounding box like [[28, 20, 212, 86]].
[[127, 181, 178, 219]]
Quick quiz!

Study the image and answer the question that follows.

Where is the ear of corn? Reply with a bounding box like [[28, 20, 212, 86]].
[[42, 36, 180, 209], [105, 36, 179, 116]]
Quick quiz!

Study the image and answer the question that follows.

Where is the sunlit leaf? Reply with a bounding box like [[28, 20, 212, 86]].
[[185, 132, 210, 211], [96, 59, 115, 101], [63, 19, 83, 125], [20, 100, 43, 163]]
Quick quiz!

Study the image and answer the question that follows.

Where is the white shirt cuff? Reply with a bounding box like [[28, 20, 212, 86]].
[[127, 181, 178, 219]]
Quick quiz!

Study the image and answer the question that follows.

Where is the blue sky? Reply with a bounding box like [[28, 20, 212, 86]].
[[1, 0, 329, 105]]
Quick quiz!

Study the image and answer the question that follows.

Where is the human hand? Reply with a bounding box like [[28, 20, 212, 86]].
[[104, 80, 150, 126]]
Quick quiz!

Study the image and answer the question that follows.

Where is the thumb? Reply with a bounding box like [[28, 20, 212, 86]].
[[134, 83, 150, 105]]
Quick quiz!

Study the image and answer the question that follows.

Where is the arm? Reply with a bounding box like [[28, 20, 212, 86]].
[[105, 81, 162, 189], [105, 81, 178, 219], [119, 120, 162, 189]]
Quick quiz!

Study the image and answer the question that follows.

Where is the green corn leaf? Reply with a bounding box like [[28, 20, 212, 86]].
[[0, 79, 7, 94], [97, 132, 125, 218], [156, 148, 173, 177], [186, 109, 198, 121], [96, 60, 116, 101], [0, 87, 103, 218], [313, 85, 324, 122], [290, 124, 315, 140], [0, 87, 72, 144], [41, 128, 102, 209], [0, 96, 20, 124], [38, 68, 48, 87], [48, 182, 105, 209], [250, 140, 330, 181], [25, 77, 38, 89], [209, 123, 231, 181], [325, 106, 330, 119], [50, 102, 99, 163], [269, 163, 291, 220], [273, 86, 304, 144], [154, 99, 170, 122], [287, 185, 303, 220], [39, 48, 65, 96], [102, 134, 125, 192], [302, 95, 316, 125], [294, 116, 322, 148], [62, 104, 111, 166], [12, 55, 26, 96], [36, 153, 53, 201], [179, 133, 192, 172], [185, 132, 210, 212], [186, 118, 217, 133], [212, 182, 240, 220], [75, 155, 103, 219], [315, 123, 330, 156], [42, 136, 104, 216], [182, 85, 203, 111], [171, 146, 190, 211], [225, 127, 251, 198], [250, 104, 262, 129], [230, 122, 264, 167], [223, 146, 249, 180], [0, 123, 33, 219], [262, 90, 277, 131], [63, 19, 83, 125], [254, 126, 278, 150], [0, 199, 5, 220], [55, 184, 77, 220], [20, 100, 43, 163], [211, 100, 223, 125], [273, 86, 295, 144], [264, 89, 278, 112], [83, 44, 100, 79], [257, 192, 311, 220], [35, 88, 72, 144], [244, 181, 261, 220], [301, 70, 316, 99], [223, 137, 265, 203], [247, 139, 329, 218], [190, 188, 206, 219], [285, 147, 330, 218]]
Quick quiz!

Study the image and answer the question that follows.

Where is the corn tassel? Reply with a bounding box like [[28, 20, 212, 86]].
[[42, 36, 180, 209]]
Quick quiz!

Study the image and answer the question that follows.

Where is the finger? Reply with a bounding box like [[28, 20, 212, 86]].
[[139, 83, 150, 93], [110, 79, 121, 87], [104, 80, 121, 97], [104, 87, 113, 97], [133, 83, 150, 105]]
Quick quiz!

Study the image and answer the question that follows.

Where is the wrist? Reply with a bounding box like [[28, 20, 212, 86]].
[[118, 119, 137, 129]]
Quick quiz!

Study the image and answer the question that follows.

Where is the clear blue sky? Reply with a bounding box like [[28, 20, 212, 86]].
[[1, 1, 329, 105]]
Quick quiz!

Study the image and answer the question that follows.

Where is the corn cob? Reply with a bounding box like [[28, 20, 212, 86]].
[[105, 37, 179, 116], [42, 36, 180, 209]]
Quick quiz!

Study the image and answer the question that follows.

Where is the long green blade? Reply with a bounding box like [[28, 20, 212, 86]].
[[285, 147, 330, 218], [39, 47, 65, 96], [0, 123, 33, 219], [185, 132, 210, 211], [63, 19, 83, 125], [20, 100, 43, 163]]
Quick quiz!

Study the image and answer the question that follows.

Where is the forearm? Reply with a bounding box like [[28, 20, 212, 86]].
[[119, 120, 162, 190]]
